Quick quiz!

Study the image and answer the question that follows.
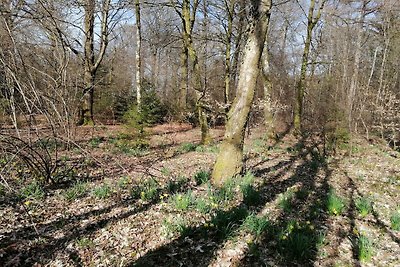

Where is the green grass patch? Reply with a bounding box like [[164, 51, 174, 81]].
[[88, 137, 104, 148], [195, 144, 219, 153], [390, 211, 400, 231], [20, 180, 45, 200], [117, 176, 130, 189], [166, 176, 188, 194], [357, 234, 373, 262], [195, 197, 212, 213], [326, 190, 345, 216], [278, 189, 295, 212], [178, 142, 197, 153], [355, 197, 372, 217], [160, 167, 171, 176], [242, 213, 270, 238], [211, 207, 248, 239], [194, 170, 210, 185], [111, 135, 149, 156], [241, 184, 261, 206], [160, 216, 189, 239], [92, 184, 112, 199], [64, 181, 88, 201], [209, 177, 236, 203], [76, 237, 94, 249], [278, 220, 317, 261], [316, 230, 328, 249], [131, 178, 159, 201], [171, 191, 193, 211]]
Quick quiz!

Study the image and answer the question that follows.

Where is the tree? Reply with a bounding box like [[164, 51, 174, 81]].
[[135, 0, 142, 110], [348, 0, 369, 132], [212, 0, 273, 185], [173, 0, 211, 144], [293, 0, 327, 133], [261, 40, 275, 137], [78, 0, 111, 126]]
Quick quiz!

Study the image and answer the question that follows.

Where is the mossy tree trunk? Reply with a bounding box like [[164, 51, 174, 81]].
[[175, 0, 211, 145], [78, 0, 110, 126], [293, 0, 327, 133], [212, 0, 272, 185], [179, 44, 188, 112], [223, 0, 235, 115]]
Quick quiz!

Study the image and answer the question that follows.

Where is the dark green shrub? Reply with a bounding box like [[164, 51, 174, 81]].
[[123, 82, 167, 132]]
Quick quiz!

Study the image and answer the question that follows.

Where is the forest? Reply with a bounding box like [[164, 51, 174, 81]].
[[0, 0, 399, 266]]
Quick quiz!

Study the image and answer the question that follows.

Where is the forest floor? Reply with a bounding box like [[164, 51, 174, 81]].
[[0, 123, 399, 267]]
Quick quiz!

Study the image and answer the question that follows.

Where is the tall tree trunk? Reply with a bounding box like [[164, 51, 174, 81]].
[[79, 0, 96, 126], [348, 0, 367, 131], [135, 0, 142, 110], [179, 44, 188, 112], [261, 43, 274, 138], [177, 0, 211, 145], [231, 0, 246, 89], [81, 69, 95, 125], [293, 0, 326, 133], [0, 0, 19, 135], [224, 0, 234, 114], [78, 0, 110, 126], [212, 0, 272, 185]]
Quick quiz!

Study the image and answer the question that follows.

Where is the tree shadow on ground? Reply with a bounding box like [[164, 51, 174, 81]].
[[344, 172, 400, 247], [0, 178, 192, 266], [240, 142, 333, 266], [129, 139, 331, 266]]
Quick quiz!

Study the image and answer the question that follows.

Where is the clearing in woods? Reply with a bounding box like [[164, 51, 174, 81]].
[[0, 123, 399, 266]]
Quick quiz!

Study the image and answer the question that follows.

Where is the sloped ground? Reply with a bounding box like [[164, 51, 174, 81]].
[[0, 124, 399, 266]]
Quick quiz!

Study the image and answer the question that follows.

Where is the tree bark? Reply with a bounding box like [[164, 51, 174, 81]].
[[179, 44, 188, 111], [212, 0, 272, 185], [176, 0, 211, 145], [261, 42, 274, 138], [78, 0, 110, 126], [348, 0, 367, 131], [223, 0, 234, 113], [293, 0, 326, 133], [231, 0, 246, 89], [135, 0, 142, 110], [135, 0, 142, 111]]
